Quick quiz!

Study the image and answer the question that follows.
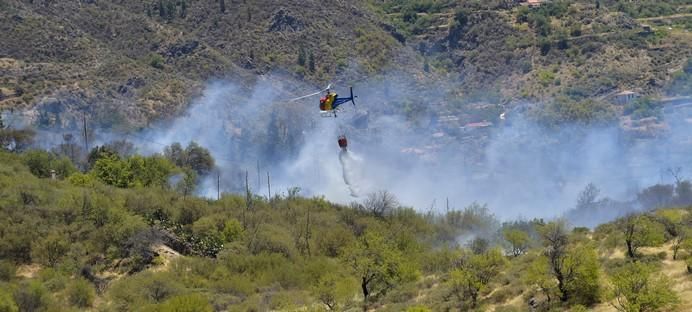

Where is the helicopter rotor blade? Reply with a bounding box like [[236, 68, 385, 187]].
[[289, 84, 333, 102]]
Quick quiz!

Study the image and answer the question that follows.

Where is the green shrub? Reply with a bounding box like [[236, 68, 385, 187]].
[[31, 233, 69, 267], [156, 293, 213, 312], [0, 261, 15, 281], [67, 172, 97, 187], [222, 219, 244, 243], [22, 150, 76, 179], [67, 278, 95, 308], [13, 280, 50, 312], [570, 305, 589, 312], [0, 288, 18, 312], [406, 306, 432, 312], [39, 268, 68, 292], [149, 54, 165, 69], [657, 251, 668, 260]]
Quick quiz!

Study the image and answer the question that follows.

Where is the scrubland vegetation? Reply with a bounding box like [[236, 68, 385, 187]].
[[0, 127, 691, 311], [2, 0, 692, 311]]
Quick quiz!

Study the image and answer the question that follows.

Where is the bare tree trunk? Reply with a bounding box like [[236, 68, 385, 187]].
[[626, 239, 635, 258], [361, 276, 369, 308]]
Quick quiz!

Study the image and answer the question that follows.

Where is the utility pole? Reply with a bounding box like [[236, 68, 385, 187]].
[[244, 170, 251, 229], [82, 112, 89, 153], [267, 171, 271, 201], [217, 171, 220, 200], [305, 205, 311, 257], [257, 159, 261, 190]]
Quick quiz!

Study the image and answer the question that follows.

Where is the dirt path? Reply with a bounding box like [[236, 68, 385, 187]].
[[637, 13, 692, 22]]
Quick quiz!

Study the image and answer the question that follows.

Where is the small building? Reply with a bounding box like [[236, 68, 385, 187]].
[[461, 121, 493, 131], [612, 90, 641, 105], [517, 0, 547, 7]]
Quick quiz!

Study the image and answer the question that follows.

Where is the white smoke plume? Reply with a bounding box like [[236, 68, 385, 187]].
[[11, 72, 692, 226]]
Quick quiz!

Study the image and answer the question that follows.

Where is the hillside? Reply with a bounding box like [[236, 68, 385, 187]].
[[2, 0, 692, 129], [0, 149, 691, 311], [0, 0, 414, 127], [2, 2, 692, 310]]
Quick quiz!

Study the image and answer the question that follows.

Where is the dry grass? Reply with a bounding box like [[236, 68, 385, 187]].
[[15, 263, 41, 279], [150, 243, 182, 272]]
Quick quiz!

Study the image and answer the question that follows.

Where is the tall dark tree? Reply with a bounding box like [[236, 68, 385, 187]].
[[576, 183, 599, 211], [539, 220, 570, 302], [158, 0, 165, 17], [165, 0, 176, 20], [163, 142, 185, 167], [298, 48, 307, 66], [163, 142, 215, 175], [180, 0, 187, 18], [308, 51, 315, 72], [184, 142, 214, 175]]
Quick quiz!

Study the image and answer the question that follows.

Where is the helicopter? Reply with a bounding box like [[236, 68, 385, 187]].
[[290, 84, 357, 117]]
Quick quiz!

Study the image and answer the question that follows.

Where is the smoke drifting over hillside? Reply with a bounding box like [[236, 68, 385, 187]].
[[11, 74, 692, 223]]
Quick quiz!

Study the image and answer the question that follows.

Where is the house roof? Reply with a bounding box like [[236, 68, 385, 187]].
[[615, 90, 639, 96], [463, 121, 493, 128]]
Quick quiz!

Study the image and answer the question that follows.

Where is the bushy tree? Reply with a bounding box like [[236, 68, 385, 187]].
[[13, 280, 50, 312], [0, 287, 18, 312], [67, 278, 95, 308], [620, 215, 665, 258], [563, 244, 601, 306], [90, 154, 177, 188], [183, 142, 214, 175], [364, 190, 399, 218], [448, 248, 506, 307], [538, 220, 600, 304], [609, 262, 678, 312], [342, 230, 417, 305], [0, 128, 34, 152], [576, 183, 600, 211], [531, 223, 601, 306], [129, 155, 177, 188], [174, 168, 197, 197], [90, 154, 133, 187], [671, 228, 690, 261], [674, 180, 692, 205], [503, 228, 530, 257], [656, 209, 688, 259], [164, 142, 214, 175], [525, 255, 559, 303], [22, 150, 76, 179], [31, 233, 69, 267], [311, 272, 357, 311], [87, 145, 119, 169], [637, 184, 674, 209]]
